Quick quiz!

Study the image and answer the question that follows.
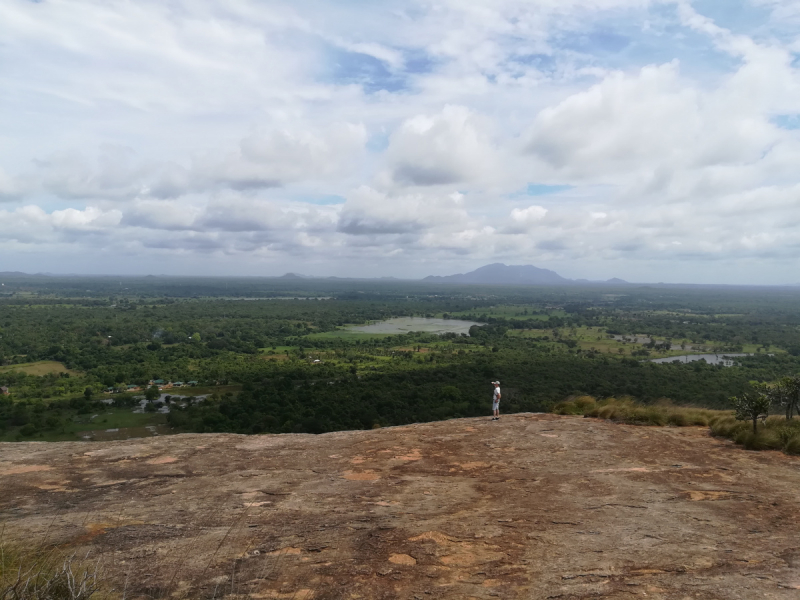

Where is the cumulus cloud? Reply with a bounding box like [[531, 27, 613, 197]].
[[2, 0, 800, 282], [383, 106, 497, 187], [205, 123, 367, 192], [508, 205, 549, 233], [523, 60, 788, 189], [0, 205, 122, 244], [3, 123, 367, 201], [338, 186, 469, 235]]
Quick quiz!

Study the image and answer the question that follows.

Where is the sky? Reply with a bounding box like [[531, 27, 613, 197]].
[[1, 0, 800, 283]]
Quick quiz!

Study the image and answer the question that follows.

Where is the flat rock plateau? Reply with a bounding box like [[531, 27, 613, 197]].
[[2, 414, 800, 599]]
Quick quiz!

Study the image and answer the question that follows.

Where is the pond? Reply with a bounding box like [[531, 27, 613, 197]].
[[347, 317, 484, 335], [649, 353, 761, 366]]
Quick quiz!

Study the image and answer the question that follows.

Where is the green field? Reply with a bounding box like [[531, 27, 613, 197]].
[[0, 361, 81, 377]]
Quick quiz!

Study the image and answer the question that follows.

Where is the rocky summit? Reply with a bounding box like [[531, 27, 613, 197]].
[[2, 414, 800, 599]]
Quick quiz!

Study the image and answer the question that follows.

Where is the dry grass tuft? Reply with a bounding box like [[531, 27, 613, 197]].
[[553, 396, 723, 427], [553, 395, 800, 456], [0, 539, 104, 600], [709, 415, 800, 454]]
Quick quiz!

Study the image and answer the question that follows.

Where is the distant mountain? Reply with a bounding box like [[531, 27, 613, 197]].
[[424, 264, 632, 286], [0, 271, 33, 277], [424, 263, 570, 285]]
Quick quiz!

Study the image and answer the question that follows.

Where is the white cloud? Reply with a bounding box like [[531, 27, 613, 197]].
[[2, 0, 800, 282], [510, 205, 549, 229], [749, 0, 800, 22], [208, 122, 367, 191], [338, 186, 470, 235], [382, 105, 498, 187], [3, 123, 367, 201]]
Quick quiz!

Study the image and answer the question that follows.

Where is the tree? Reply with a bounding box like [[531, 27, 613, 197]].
[[145, 385, 160, 401], [731, 389, 771, 434], [768, 376, 800, 421], [83, 387, 93, 400]]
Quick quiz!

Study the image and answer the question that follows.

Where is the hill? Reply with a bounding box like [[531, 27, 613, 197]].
[[424, 263, 630, 285], [2, 414, 799, 598], [424, 263, 570, 285]]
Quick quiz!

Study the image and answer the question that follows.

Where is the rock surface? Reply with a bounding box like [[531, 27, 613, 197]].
[[2, 414, 800, 599]]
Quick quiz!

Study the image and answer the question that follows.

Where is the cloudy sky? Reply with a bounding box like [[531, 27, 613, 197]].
[[2, 0, 800, 283]]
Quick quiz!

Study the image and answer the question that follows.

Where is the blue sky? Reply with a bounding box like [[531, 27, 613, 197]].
[[1, 0, 800, 283]]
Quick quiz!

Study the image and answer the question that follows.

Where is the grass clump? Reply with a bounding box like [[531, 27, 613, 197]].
[[710, 415, 800, 454], [557, 395, 800, 455], [553, 395, 726, 427], [0, 540, 103, 600], [552, 395, 597, 415]]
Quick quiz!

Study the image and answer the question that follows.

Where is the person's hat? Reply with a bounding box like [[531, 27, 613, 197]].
[[492, 380, 500, 385]]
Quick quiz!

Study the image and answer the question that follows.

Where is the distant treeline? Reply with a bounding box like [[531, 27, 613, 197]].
[[167, 353, 800, 435]]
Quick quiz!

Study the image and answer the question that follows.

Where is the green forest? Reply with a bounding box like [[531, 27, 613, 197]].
[[1, 273, 800, 440]]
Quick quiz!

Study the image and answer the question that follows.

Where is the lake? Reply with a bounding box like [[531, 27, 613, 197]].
[[649, 353, 760, 366], [347, 317, 484, 335]]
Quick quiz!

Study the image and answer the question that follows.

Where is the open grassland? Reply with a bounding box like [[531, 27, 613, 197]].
[[509, 326, 774, 358], [259, 345, 299, 352], [0, 361, 81, 377], [508, 326, 668, 356]]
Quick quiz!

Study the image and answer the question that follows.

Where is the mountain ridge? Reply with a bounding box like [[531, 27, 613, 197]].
[[424, 263, 628, 285]]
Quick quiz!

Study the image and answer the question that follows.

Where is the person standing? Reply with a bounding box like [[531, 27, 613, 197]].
[[491, 380, 501, 421]]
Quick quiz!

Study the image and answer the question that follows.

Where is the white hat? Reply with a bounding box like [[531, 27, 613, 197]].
[[492, 380, 500, 385]]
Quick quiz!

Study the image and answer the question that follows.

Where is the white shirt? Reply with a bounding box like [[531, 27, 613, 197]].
[[493, 386, 501, 401]]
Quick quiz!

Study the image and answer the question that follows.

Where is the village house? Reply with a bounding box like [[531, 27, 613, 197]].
[[0, 386, 9, 395]]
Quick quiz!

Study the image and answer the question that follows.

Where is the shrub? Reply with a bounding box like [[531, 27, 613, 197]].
[[712, 414, 800, 455], [18, 424, 37, 437], [731, 389, 771, 434]]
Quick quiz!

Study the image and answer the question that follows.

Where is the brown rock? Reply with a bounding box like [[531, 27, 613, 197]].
[[1, 414, 800, 599]]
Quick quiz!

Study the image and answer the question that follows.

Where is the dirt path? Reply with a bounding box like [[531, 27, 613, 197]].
[[2, 414, 800, 599]]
